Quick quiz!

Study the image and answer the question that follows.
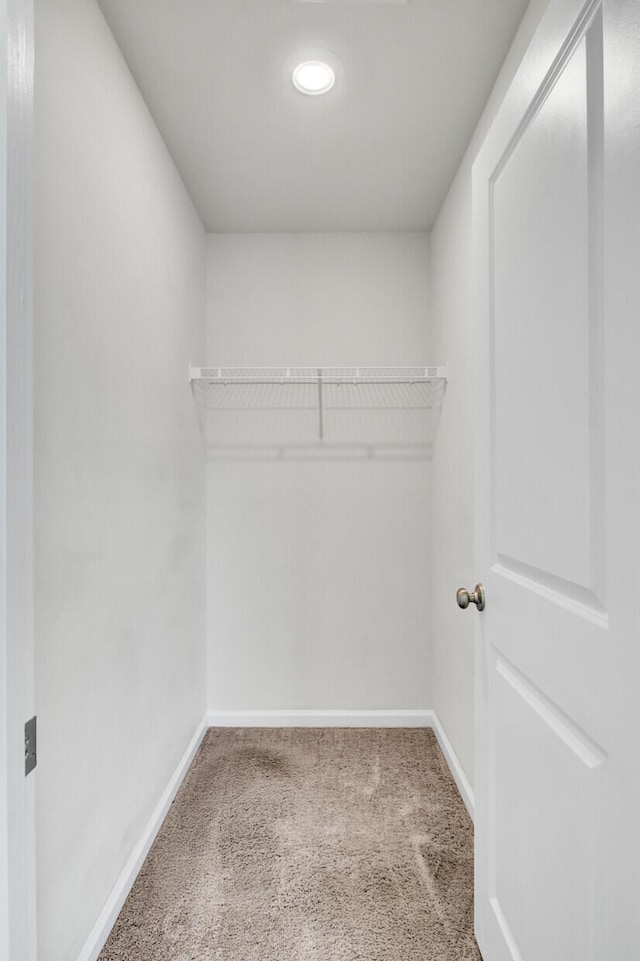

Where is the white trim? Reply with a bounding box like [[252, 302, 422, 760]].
[[0, 0, 36, 958], [207, 709, 434, 728], [76, 717, 208, 961], [430, 713, 475, 821]]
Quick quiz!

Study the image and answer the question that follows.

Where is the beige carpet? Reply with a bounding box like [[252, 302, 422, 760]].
[[100, 728, 481, 961]]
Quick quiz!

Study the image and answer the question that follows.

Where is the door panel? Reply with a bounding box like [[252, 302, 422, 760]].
[[473, 1, 639, 958], [493, 33, 596, 592], [493, 655, 601, 961]]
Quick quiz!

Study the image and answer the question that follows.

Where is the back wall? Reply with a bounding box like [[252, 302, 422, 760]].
[[205, 233, 434, 712]]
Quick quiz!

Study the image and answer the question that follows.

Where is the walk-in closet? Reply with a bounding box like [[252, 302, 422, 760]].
[[2, 0, 639, 959]]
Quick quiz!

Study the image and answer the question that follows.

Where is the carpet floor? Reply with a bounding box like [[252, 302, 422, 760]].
[[99, 728, 481, 961]]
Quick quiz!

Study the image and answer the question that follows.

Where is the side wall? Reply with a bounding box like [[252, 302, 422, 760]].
[[429, 0, 550, 791], [206, 233, 432, 713], [34, 2, 206, 959]]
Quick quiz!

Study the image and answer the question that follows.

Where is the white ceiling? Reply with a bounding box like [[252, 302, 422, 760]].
[[97, 0, 528, 233]]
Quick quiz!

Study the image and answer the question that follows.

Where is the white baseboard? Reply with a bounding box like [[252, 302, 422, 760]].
[[208, 708, 474, 820], [76, 716, 208, 961], [207, 709, 433, 728], [78, 706, 474, 961], [430, 712, 475, 820]]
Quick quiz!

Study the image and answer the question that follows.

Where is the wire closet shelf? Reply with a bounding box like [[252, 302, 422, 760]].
[[189, 366, 448, 447]]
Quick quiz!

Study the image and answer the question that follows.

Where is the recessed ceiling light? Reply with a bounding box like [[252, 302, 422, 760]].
[[292, 60, 336, 96]]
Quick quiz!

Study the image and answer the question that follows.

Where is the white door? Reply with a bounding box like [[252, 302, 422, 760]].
[[472, 0, 640, 959]]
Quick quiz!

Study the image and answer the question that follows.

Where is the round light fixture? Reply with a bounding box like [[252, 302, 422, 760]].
[[292, 60, 336, 96]]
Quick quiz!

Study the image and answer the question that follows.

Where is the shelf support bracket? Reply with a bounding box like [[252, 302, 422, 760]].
[[317, 367, 324, 441]]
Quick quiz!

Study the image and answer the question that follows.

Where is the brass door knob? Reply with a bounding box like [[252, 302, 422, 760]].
[[456, 583, 485, 612]]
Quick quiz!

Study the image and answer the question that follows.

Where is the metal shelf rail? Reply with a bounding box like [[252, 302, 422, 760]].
[[189, 366, 448, 442]]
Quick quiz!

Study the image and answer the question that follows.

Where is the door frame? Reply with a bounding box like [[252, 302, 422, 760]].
[[0, 0, 37, 958]]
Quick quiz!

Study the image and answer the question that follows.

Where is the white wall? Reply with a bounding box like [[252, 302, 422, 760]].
[[34, 1, 206, 959], [206, 233, 432, 712], [429, 0, 550, 791]]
